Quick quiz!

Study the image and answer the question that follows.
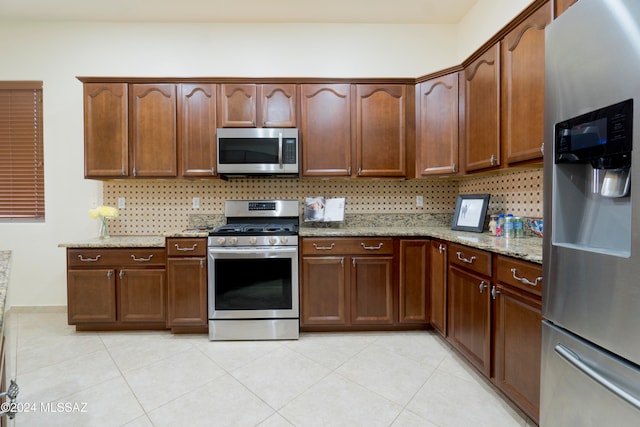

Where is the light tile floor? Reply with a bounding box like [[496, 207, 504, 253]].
[[4, 311, 535, 427]]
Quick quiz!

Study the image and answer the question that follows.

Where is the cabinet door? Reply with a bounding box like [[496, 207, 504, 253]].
[[398, 240, 429, 324], [351, 256, 394, 325], [67, 269, 117, 324], [83, 83, 128, 178], [502, 2, 550, 165], [300, 84, 352, 176], [130, 84, 177, 177], [429, 240, 447, 336], [448, 265, 491, 375], [218, 83, 257, 127], [355, 84, 406, 177], [417, 74, 459, 176], [464, 44, 501, 172], [261, 84, 296, 127], [493, 284, 542, 423], [301, 256, 347, 325], [178, 83, 217, 177], [167, 257, 207, 327], [118, 269, 166, 323]]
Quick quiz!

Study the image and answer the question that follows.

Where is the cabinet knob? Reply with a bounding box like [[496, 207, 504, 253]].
[[200, 259, 205, 269], [451, 163, 458, 173], [438, 244, 446, 254], [347, 167, 352, 176], [107, 270, 113, 279], [541, 143, 545, 156], [357, 167, 362, 176], [479, 281, 488, 293], [490, 154, 497, 166], [491, 285, 500, 299], [119, 270, 125, 279]]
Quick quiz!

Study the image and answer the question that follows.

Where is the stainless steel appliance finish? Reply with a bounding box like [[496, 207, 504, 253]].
[[216, 128, 299, 176], [207, 200, 300, 340], [542, 0, 640, 424]]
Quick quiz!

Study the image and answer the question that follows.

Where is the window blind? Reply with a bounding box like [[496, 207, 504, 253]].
[[0, 81, 45, 219]]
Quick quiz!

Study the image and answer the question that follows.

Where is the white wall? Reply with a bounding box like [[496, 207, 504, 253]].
[[0, 21, 458, 307], [0, 0, 534, 307], [457, 0, 534, 60]]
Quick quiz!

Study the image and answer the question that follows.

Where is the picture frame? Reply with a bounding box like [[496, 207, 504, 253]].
[[451, 194, 490, 232]]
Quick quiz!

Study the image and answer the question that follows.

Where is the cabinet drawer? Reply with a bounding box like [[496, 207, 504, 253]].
[[67, 248, 166, 267], [449, 243, 492, 277], [497, 255, 542, 296], [166, 238, 207, 257], [302, 238, 394, 255]]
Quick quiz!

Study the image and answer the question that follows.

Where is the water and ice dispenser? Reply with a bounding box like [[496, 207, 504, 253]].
[[552, 99, 633, 257]]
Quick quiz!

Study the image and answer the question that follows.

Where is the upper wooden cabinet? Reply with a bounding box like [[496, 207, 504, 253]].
[[554, 0, 578, 18], [416, 73, 459, 176], [501, 2, 550, 165], [178, 83, 217, 177], [83, 83, 129, 178], [355, 84, 407, 177], [300, 84, 352, 176], [261, 84, 297, 127], [218, 83, 296, 128], [218, 83, 256, 127], [463, 43, 501, 172], [130, 84, 178, 177]]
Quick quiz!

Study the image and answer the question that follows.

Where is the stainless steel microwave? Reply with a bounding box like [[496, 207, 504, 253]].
[[216, 128, 299, 176]]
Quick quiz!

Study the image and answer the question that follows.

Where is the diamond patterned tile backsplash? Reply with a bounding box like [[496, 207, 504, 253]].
[[103, 168, 543, 235]]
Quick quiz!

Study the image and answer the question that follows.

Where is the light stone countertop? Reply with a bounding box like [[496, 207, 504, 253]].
[[58, 221, 543, 264], [0, 251, 11, 331]]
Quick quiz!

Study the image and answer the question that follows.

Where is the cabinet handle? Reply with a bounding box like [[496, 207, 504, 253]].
[[252, 120, 256, 127], [490, 154, 497, 166], [200, 259, 205, 269], [119, 270, 125, 279], [541, 143, 544, 155], [361, 242, 383, 250], [133, 167, 137, 177], [211, 167, 216, 175], [347, 167, 352, 176], [131, 254, 154, 262], [451, 163, 457, 173], [438, 244, 446, 254], [175, 243, 197, 251], [352, 258, 356, 267], [491, 285, 500, 299], [313, 242, 335, 251], [121, 168, 126, 176], [511, 268, 542, 287], [107, 270, 113, 279], [456, 251, 476, 264], [78, 254, 101, 262], [479, 281, 488, 293], [340, 257, 344, 268], [358, 167, 362, 176]]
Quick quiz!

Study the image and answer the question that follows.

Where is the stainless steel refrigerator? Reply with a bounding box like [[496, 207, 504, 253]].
[[542, 0, 640, 424]]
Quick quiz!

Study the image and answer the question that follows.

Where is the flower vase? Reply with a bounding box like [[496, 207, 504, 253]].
[[99, 217, 110, 239]]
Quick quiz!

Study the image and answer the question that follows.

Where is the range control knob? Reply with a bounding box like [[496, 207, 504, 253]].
[[216, 237, 226, 245], [248, 237, 258, 245], [268, 237, 278, 245], [280, 237, 289, 244], [228, 237, 238, 246]]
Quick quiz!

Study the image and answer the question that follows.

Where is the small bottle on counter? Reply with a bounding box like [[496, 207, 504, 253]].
[[496, 213, 505, 237], [504, 213, 515, 238], [489, 215, 498, 235], [514, 216, 524, 237]]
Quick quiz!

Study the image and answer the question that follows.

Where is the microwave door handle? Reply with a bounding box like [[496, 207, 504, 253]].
[[278, 132, 283, 169]]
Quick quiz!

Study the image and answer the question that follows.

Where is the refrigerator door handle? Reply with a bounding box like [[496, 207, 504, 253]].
[[555, 343, 640, 411]]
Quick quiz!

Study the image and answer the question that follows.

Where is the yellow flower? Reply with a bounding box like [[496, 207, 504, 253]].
[[89, 205, 119, 219]]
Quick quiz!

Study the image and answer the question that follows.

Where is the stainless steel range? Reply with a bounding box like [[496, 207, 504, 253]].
[[207, 200, 299, 340]]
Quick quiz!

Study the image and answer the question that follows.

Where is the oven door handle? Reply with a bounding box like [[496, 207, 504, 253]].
[[209, 246, 298, 257], [278, 131, 283, 169]]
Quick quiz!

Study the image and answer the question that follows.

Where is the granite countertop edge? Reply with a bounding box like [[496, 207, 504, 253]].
[[57, 226, 543, 264]]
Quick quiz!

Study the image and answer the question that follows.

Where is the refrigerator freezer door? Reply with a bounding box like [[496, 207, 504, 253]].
[[541, 321, 640, 426]]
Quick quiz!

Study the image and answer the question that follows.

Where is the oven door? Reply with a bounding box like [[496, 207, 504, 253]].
[[208, 246, 299, 319]]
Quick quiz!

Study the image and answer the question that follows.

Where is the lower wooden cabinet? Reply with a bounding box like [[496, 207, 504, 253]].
[[300, 237, 394, 329], [493, 256, 542, 423], [429, 240, 447, 336], [66, 247, 166, 330], [166, 238, 208, 332], [398, 239, 429, 324]]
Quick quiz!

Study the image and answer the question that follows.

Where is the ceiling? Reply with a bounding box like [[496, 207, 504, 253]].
[[0, 0, 479, 24]]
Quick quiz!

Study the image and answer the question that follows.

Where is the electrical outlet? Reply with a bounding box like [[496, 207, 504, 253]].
[[118, 197, 126, 209], [192, 197, 200, 209], [416, 195, 424, 207]]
